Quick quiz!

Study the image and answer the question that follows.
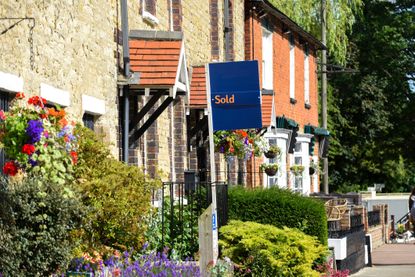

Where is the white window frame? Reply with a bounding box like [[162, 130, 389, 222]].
[[263, 129, 289, 189], [304, 45, 310, 105], [290, 135, 311, 195], [262, 27, 273, 90], [142, 0, 159, 25], [289, 34, 295, 100]]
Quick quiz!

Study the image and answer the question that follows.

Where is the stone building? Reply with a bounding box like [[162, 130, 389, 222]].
[[0, 1, 326, 191], [0, 0, 245, 182]]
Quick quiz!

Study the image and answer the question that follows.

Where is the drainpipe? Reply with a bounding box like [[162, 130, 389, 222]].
[[121, 0, 130, 163], [224, 0, 231, 61]]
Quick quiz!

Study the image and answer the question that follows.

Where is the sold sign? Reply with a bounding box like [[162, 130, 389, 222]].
[[207, 60, 262, 131]]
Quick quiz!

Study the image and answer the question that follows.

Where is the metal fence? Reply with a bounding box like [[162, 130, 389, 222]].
[[151, 181, 228, 257], [368, 210, 381, 227]]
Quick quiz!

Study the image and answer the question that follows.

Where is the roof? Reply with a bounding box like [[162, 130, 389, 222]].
[[189, 65, 207, 108], [261, 93, 274, 127], [256, 0, 326, 50], [128, 30, 189, 97]]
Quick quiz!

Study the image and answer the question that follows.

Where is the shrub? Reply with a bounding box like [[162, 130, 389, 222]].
[[0, 177, 84, 276], [228, 187, 328, 244], [219, 220, 328, 276], [73, 126, 161, 252]]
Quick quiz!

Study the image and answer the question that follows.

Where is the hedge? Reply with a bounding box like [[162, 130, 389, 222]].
[[228, 187, 328, 244], [219, 220, 328, 276]]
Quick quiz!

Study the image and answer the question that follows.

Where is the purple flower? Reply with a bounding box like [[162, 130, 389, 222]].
[[28, 158, 37, 167], [26, 120, 44, 143]]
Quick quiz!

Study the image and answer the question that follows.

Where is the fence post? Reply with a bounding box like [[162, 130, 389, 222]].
[[199, 204, 214, 277]]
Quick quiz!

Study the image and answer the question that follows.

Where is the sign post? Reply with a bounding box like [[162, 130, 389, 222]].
[[205, 60, 262, 264]]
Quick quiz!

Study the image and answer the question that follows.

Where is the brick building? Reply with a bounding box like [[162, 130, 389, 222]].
[[0, 1, 326, 191], [243, 0, 327, 194]]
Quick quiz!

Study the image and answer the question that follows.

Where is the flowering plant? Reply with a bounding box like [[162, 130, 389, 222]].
[[259, 163, 279, 176], [214, 130, 268, 160], [290, 164, 305, 176], [0, 92, 77, 184]]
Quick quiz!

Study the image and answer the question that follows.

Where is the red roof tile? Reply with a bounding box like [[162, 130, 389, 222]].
[[129, 39, 182, 87], [189, 66, 207, 108], [262, 94, 273, 127]]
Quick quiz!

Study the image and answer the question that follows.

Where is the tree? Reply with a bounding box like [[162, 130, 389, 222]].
[[329, 0, 415, 192], [269, 0, 363, 64]]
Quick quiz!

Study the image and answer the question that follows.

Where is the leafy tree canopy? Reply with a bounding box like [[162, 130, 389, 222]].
[[328, 0, 415, 192], [269, 0, 363, 64]]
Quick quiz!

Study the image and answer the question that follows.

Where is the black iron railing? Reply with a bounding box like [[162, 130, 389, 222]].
[[368, 210, 381, 227], [151, 181, 228, 258]]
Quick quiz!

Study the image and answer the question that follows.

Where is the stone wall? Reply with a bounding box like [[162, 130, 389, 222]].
[[0, 1, 120, 156]]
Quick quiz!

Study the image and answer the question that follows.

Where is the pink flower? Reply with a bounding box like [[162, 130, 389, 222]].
[[0, 110, 5, 120]]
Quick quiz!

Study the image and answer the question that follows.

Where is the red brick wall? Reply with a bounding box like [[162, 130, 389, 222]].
[[244, 7, 320, 131]]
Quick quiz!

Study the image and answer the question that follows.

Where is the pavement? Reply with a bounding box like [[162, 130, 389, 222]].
[[351, 243, 415, 277]]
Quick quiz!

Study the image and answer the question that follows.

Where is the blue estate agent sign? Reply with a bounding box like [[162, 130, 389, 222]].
[[208, 60, 262, 131]]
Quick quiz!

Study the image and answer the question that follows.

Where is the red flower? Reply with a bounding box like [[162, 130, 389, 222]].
[[28, 96, 47, 107], [16, 92, 25, 99], [22, 144, 36, 155], [70, 151, 78, 164], [3, 161, 18, 176], [0, 110, 5, 120]]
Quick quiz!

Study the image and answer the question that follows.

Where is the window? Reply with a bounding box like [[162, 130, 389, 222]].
[[291, 136, 312, 195], [265, 138, 278, 188], [262, 26, 273, 90], [289, 33, 295, 101], [0, 90, 11, 174], [304, 45, 310, 105], [142, 0, 159, 25], [292, 142, 303, 193], [82, 113, 95, 131], [264, 130, 289, 189]]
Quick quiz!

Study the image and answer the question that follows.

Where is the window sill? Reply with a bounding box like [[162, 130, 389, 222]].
[[305, 103, 311, 109], [290, 98, 297, 104], [143, 10, 159, 26]]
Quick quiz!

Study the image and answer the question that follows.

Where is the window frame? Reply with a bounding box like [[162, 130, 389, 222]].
[[142, 0, 159, 25], [261, 26, 273, 90], [289, 33, 296, 101], [304, 45, 310, 105]]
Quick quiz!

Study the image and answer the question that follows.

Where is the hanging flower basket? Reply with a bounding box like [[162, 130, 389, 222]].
[[290, 165, 305, 176], [260, 163, 279, 176], [214, 129, 269, 160], [309, 160, 319, 175], [264, 145, 281, 159]]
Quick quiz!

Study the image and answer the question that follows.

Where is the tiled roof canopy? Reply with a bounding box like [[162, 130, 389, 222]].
[[261, 94, 274, 127], [189, 66, 207, 108], [128, 30, 189, 96]]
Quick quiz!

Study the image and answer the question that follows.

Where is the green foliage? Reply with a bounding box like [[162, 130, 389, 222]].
[[268, 0, 363, 64], [0, 177, 84, 276], [219, 220, 329, 277], [73, 126, 161, 252], [329, 0, 415, 192], [228, 187, 328, 244]]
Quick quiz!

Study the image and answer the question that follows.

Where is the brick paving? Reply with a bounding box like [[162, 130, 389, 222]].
[[371, 243, 415, 265], [351, 243, 415, 276]]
